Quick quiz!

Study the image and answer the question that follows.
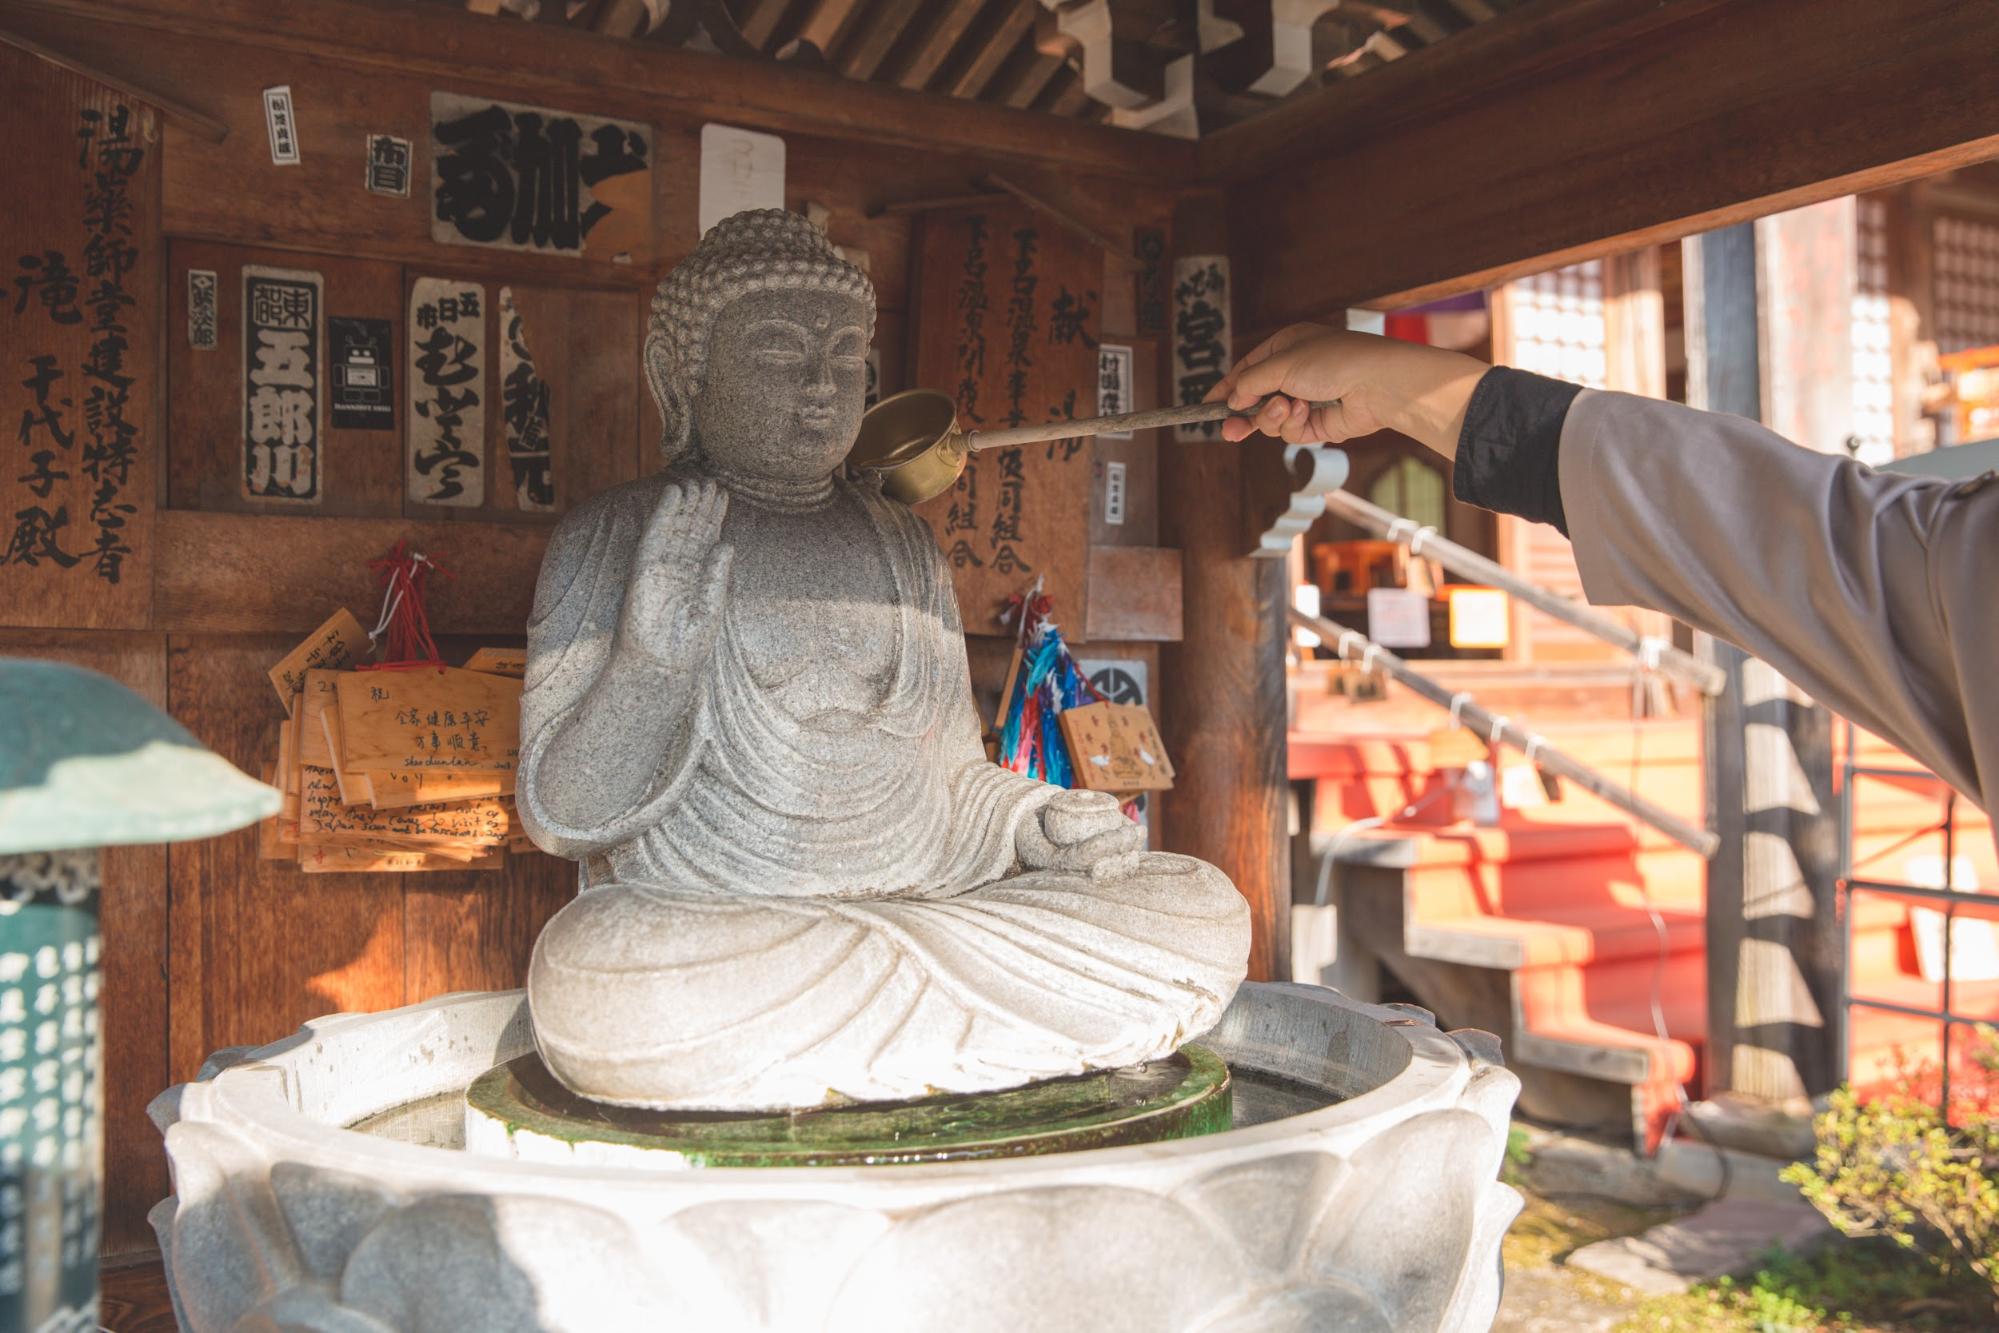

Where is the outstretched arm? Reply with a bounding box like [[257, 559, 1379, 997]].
[[1555, 389, 1990, 811], [1212, 325, 1997, 813]]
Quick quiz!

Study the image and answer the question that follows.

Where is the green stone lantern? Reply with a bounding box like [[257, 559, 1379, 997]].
[[0, 659, 278, 1332]]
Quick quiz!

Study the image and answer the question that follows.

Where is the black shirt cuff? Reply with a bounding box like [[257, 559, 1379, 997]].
[[1452, 366, 1584, 536]]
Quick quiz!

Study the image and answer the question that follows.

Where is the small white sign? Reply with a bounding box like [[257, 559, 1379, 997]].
[[1097, 343, 1135, 438], [263, 86, 301, 165], [365, 133, 412, 197], [1367, 587, 1430, 649], [699, 124, 785, 236], [187, 269, 219, 350], [1448, 586, 1511, 649], [1103, 461, 1127, 526]]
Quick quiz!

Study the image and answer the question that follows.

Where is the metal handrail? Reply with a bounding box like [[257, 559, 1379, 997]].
[[1836, 718, 1982, 1111], [1319, 488, 1726, 697], [1291, 608, 1721, 857]]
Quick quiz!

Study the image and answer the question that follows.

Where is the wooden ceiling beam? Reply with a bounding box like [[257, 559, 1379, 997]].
[[999, 52, 1069, 112], [1046, 73, 1094, 120], [6, 0, 1194, 180], [834, 0, 927, 81], [790, 0, 865, 59], [946, 3, 1035, 100], [1226, 0, 1999, 333], [889, 0, 984, 90], [737, 0, 793, 49], [1201, 0, 1733, 182]]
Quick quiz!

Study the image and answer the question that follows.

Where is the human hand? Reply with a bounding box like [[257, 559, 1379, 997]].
[[616, 479, 733, 671], [1017, 788, 1146, 880], [1205, 325, 1489, 457]]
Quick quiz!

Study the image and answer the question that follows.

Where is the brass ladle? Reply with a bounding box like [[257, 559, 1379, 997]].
[[848, 389, 1341, 504]]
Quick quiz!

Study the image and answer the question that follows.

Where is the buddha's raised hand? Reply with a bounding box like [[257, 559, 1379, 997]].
[[1017, 788, 1146, 881], [616, 479, 734, 671]]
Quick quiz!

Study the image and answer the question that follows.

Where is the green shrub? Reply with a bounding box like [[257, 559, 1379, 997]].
[[1781, 1025, 1999, 1315]]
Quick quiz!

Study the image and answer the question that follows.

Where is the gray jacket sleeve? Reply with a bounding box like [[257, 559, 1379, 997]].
[[1558, 389, 1995, 814]]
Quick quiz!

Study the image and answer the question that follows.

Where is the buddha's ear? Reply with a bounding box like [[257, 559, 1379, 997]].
[[644, 331, 691, 463]]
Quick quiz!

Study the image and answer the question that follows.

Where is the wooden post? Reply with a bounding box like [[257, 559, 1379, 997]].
[[1158, 193, 1289, 982], [1684, 218, 1844, 1103]]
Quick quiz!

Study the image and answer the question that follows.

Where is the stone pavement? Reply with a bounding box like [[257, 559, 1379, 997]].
[[1565, 1196, 1833, 1296]]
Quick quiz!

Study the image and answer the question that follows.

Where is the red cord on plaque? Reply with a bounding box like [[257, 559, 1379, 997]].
[[356, 539, 452, 672]]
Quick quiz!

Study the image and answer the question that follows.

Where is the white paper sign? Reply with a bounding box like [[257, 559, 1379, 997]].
[[407, 277, 487, 507], [699, 124, 785, 237], [1367, 586, 1431, 649], [187, 269, 219, 350], [1097, 343, 1135, 438], [263, 85, 301, 165], [1448, 586, 1511, 649]]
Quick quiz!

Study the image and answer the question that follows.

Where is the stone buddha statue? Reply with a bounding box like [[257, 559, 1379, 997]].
[[517, 209, 1249, 1111]]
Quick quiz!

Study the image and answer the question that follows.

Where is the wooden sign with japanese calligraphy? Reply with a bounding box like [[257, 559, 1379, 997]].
[[430, 93, 653, 261], [1171, 256, 1231, 442], [0, 46, 159, 630], [498, 286, 555, 511], [334, 666, 521, 773], [241, 265, 324, 502], [407, 277, 488, 506], [911, 206, 1098, 631]]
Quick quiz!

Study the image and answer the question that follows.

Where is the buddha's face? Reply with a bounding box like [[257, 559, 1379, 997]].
[[690, 288, 870, 481]]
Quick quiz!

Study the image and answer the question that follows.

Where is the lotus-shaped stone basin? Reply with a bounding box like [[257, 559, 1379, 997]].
[[149, 982, 1521, 1332]]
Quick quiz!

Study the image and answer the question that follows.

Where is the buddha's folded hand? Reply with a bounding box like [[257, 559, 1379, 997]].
[[616, 479, 734, 672], [1016, 788, 1145, 881]]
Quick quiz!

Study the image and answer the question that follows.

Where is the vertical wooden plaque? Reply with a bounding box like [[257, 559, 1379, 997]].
[[0, 45, 160, 630], [910, 206, 1099, 631]]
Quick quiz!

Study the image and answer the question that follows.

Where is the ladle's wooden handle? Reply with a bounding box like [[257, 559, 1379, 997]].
[[962, 396, 1341, 451]]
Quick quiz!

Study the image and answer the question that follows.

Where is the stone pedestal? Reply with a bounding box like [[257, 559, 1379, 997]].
[[150, 982, 1522, 1332], [464, 1047, 1231, 1168]]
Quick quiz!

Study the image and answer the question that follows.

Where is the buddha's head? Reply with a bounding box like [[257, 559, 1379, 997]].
[[646, 209, 876, 483]]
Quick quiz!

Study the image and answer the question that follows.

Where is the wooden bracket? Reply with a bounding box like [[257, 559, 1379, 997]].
[[1205, 0, 1342, 96], [1035, 0, 1167, 109], [1243, 438, 1349, 558]]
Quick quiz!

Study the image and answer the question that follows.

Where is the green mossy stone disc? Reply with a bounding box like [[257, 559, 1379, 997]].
[[465, 1046, 1233, 1168]]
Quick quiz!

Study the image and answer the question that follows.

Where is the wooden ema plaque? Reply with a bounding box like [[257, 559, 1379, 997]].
[[1059, 702, 1175, 795], [269, 608, 369, 712], [334, 665, 521, 774], [911, 205, 1099, 631]]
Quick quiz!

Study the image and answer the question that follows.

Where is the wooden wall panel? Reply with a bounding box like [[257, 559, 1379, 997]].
[[164, 636, 408, 1067], [0, 631, 170, 1256], [167, 240, 406, 516], [155, 510, 549, 636], [0, 44, 160, 630], [402, 859, 570, 999]]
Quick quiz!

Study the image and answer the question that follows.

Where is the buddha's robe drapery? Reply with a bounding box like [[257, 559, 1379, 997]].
[[515, 470, 1249, 1111]]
